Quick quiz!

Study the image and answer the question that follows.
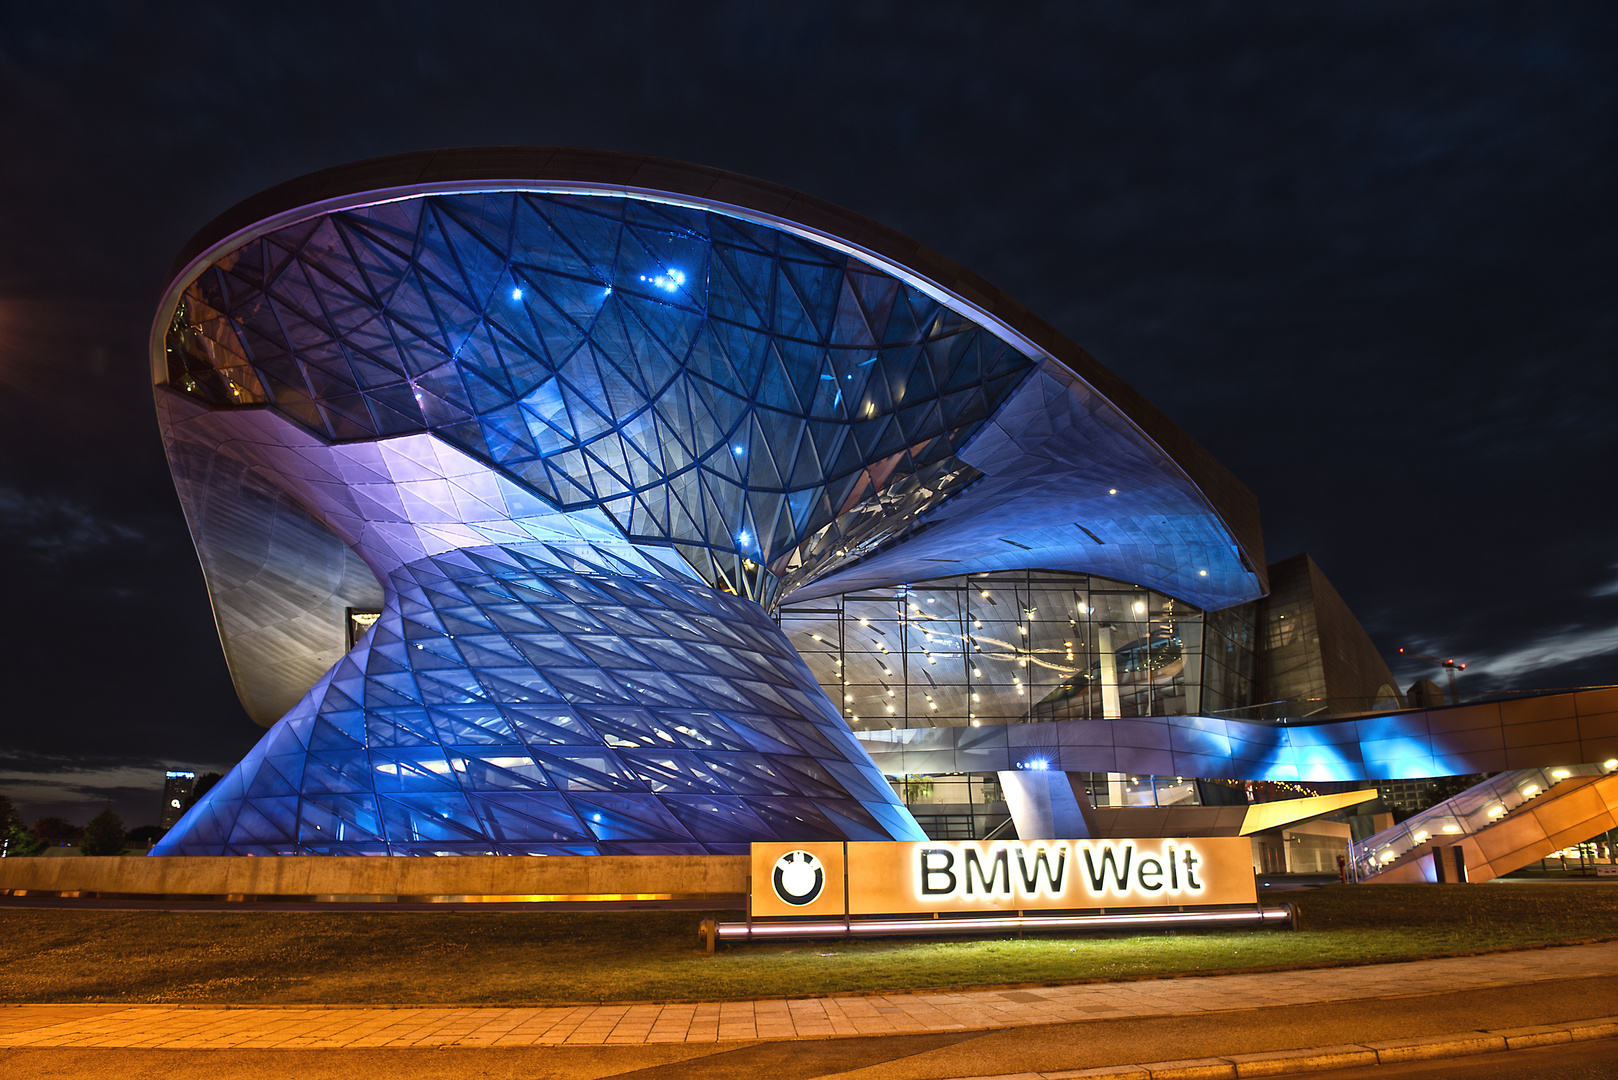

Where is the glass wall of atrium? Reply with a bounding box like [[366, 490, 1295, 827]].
[[781, 569, 1254, 731]]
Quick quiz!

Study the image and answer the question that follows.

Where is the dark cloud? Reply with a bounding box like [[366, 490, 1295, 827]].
[[0, 2, 1614, 820]]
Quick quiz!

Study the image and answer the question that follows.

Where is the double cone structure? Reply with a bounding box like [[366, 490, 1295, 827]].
[[151, 149, 1265, 855]]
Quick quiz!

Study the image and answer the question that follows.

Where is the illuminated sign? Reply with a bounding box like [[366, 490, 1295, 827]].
[[749, 838, 1256, 918]]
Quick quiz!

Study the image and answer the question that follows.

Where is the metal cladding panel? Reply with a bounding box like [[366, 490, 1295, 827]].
[[1113, 745, 1178, 775], [1502, 717, 1583, 749], [853, 690, 1618, 783]]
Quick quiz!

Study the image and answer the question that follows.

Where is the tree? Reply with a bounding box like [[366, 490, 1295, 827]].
[[3, 819, 45, 857], [32, 817, 83, 846], [79, 805, 127, 856], [1, 796, 45, 857]]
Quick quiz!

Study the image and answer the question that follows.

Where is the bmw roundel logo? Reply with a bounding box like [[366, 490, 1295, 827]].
[[771, 850, 825, 906]]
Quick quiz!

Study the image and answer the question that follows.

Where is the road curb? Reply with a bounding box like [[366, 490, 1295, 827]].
[[945, 1015, 1618, 1079]]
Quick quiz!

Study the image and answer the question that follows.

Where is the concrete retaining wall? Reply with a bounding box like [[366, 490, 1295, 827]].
[[0, 854, 749, 901]]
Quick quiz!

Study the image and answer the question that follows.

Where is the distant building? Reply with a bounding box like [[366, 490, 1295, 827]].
[[160, 771, 195, 829], [1375, 777, 1433, 815]]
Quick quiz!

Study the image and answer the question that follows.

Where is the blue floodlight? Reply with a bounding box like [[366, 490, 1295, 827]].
[[511, 287, 522, 301]]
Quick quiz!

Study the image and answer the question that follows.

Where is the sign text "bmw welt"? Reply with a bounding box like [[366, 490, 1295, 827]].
[[747, 838, 1258, 918]]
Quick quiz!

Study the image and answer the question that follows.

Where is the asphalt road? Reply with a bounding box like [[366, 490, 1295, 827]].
[[3, 974, 1612, 1079]]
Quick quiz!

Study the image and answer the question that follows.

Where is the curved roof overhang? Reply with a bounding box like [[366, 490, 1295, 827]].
[[152, 148, 1266, 599]]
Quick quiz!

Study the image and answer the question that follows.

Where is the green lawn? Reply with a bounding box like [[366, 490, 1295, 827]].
[[1, 883, 1614, 1005]]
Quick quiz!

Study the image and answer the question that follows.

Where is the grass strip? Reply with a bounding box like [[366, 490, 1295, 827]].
[[2, 883, 1615, 1005]]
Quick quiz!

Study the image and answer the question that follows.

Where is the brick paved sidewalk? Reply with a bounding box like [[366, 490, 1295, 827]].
[[1, 941, 1612, 1050]]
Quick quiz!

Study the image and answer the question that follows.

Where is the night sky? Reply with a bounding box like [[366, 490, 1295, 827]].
[[2, 4, 1614, 827]]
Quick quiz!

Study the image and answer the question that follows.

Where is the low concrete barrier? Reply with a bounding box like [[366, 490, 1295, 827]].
[[0, 854, 748, 903]]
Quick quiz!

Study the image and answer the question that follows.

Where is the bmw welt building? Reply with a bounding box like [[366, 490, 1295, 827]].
[[148, 149, 1616, 865]]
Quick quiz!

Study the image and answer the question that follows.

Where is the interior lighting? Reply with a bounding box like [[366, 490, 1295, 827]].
[[928, 701, 937, 709], [1018, 625, 1027, 635], [1552, 769, 1572, 779], [737, 531, 750, 545], [885, 705, 895, 713], [1487, 805, 1505, 818], [928, 657, 937, 664], [511, 287, 523, 300], [887, 689, 895, 696], [845, 694, 853, 701], [639, 268, 686, 292], [1605, 760, 1618, 770], [1108, 488, 1118, 495], [811, 634, 821, 640], [981, 590, 990, 598], [1199, 570, 1208, 577], [733, 445, 745, 455], [1522, 785, 1539, 796], [972, 668, 982, 677], [926, 598, 935, 604], [971, 719, 981, 727], [1133, 601, 1146, 614], [1442, 825, 1461, 834], [1413, 831, 1428, 842], [859, 617, 870, 626], [1016, 687, 1025, 695]]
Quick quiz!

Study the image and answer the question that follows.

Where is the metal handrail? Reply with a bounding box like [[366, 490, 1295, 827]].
[[1349, 763, 1611, 879]]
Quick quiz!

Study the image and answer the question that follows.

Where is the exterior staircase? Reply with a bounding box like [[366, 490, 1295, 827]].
[[1352, 762, 1618, 883]]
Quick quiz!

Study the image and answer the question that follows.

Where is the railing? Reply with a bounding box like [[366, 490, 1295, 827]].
[[910, 813, 1014, 841], [1349, 763, 1613, 880], [1209, 684, 1618, 725]]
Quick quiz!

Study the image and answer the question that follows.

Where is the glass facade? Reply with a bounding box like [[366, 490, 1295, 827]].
[[1201, 603, 1258, 716], [165, 191, 1034, 608], [154, 525, 923, 856], [781, 569, 1253, 730]]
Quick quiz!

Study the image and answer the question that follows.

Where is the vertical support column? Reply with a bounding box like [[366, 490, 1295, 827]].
[[998, 769, 1092, 839], [1097, 624, 1122, 718], [1096, 623, 1129, 807], [1180, 617, 1204, 716]]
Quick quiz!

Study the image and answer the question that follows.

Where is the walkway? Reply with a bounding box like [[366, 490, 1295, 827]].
[[2, 941, 1614, 1049]]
